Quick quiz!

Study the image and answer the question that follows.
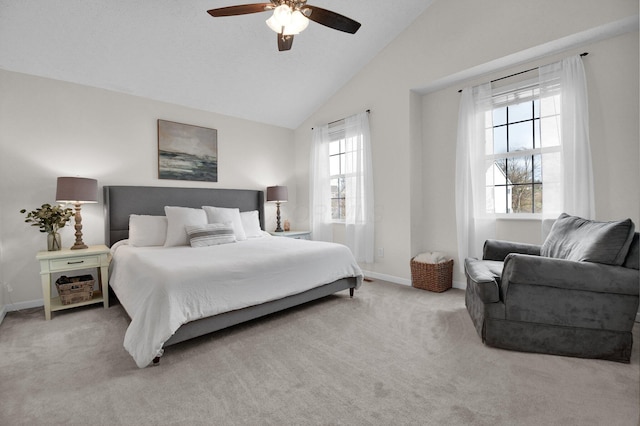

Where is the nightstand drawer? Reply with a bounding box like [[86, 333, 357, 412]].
[[49, 255, 100, 271]]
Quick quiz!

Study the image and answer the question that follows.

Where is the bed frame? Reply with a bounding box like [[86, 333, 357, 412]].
[[103, 185, 357, 361]]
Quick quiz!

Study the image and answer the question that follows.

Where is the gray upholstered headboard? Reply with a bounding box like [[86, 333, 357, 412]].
[[104, 186, 265, 246]]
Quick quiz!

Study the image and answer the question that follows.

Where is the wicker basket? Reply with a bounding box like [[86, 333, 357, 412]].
[[55, 275, 94, 305], [410, 258, 453, 292]]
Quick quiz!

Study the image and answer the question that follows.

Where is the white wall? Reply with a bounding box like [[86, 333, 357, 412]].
[[0, 70, 295, 308], [294, 0, 639, 286]]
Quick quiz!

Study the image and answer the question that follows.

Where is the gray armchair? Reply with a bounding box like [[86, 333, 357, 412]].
[[464, 213, 639, 362]]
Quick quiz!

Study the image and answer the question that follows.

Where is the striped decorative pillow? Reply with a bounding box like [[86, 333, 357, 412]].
[[185, 223, 236, 248]]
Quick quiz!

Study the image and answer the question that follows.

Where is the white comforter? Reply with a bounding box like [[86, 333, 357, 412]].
[[109, 235, 363, 367]]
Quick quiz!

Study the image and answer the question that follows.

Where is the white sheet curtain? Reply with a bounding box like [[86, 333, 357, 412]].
[[309, 112, 374, 263], [455, 55, 593, 266], [310, 124, 333, 242], [455, 83, 494, 263], [539, 55, 595, 221], [344, 112, 375, 263]]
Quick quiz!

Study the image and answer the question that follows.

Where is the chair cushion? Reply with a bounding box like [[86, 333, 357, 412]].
[[541, 213, 635, 266]]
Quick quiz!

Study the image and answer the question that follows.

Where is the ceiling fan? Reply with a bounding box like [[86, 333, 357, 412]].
[[207, 1, 361, 52]]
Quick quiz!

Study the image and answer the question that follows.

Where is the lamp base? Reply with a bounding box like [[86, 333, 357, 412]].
[[70, 203, 88, 250], [274, 202, 283, 233]]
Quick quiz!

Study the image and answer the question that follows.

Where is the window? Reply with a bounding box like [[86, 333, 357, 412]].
[[328, 123, 360, 221], [310, 111, 374, 260], [456, 55, 593, 264], [485, 82, 560, 215], [329, 137, 347, 220]]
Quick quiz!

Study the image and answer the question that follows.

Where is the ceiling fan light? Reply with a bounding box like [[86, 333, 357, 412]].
[[282, 10, 309, 35], [272, 4, 292, 25], [266, 15, 282, 33]]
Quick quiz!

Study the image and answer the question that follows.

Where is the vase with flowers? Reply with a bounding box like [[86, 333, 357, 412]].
[[20, 204, 74, 251]]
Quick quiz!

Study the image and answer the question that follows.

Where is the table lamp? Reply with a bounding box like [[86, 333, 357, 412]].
[[56, 177, 98, 249], [266, 185, 288, 232]]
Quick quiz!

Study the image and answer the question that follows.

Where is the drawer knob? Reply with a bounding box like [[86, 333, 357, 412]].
[[67, 260, 85, 265]]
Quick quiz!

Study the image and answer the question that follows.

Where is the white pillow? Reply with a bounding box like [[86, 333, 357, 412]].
[[240, 210, 263, 238], [129, 215, 168, 247], [186, 223, 236, 247], [202, 206, 247, 241], [164, 206, 207, 247]]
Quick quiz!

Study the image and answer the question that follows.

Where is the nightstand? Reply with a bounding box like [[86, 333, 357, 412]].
[[36, 245, 111, 320], [269, 231, 311, 240]]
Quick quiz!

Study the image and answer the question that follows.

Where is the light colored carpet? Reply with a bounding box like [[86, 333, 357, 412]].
[[1, 280, 638, 425]]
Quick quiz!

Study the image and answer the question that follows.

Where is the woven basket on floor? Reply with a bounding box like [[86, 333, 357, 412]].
[[55, 275, 94, 305], [410, 258, 453, 293]]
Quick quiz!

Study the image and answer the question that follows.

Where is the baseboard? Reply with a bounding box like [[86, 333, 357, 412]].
[[2, 299, 47, 324], [361, 270, 467, 290], [452, 280, 466, 290], [362, 270, 411, 286], [2, 298, 44, 320]]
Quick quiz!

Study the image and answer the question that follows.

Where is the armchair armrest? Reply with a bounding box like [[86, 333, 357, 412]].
[[501, 254, 639, 296], [483, 240, 541, 261]]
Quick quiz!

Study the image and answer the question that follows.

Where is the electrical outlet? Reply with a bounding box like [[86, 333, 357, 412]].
[[5, 283, 13, 293], [377, 247, 384, 258]]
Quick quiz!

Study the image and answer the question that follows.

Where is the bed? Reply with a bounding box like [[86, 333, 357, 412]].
[[104, 186, 362, 368]]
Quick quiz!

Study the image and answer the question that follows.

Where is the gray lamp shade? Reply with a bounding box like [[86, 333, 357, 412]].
[[266, 185, 288, 203], [55, 177, 98, 204]]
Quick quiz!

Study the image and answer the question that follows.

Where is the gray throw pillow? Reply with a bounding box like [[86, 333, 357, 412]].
[[541, 213, 635, 265], [186, 223, 236, 248]]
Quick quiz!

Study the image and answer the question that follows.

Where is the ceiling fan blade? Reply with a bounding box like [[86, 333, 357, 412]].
[[304, 5, 361, 34], [207, 3, 273, 17], [277, 34, 294, 51]]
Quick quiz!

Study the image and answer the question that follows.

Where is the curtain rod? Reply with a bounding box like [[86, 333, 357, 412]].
[[457, 52, 588, 93], [312, 109, 370, 130]]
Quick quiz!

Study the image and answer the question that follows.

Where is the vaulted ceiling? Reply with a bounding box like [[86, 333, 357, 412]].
[[0, 0, 435, 128]]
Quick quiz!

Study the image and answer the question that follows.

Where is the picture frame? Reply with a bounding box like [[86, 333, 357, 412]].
[[157, 119, 218, 182]]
